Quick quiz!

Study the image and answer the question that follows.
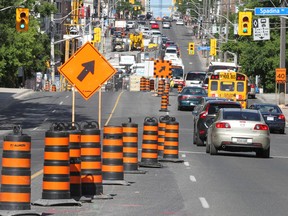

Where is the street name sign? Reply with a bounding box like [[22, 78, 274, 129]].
[[254, 7, 288, 16], [253, 18, 270, 41], [197, 46, 210, 51], [58, 42, 117, 100]]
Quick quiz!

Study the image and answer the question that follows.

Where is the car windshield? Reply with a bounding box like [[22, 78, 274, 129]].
[[208, 104, 241, 114], [257, 105, 281, 113], [182, 88, 206, 95], [223, 111, 261, 121], [186, 73, 206, 81], [172, 68, 184, 78]]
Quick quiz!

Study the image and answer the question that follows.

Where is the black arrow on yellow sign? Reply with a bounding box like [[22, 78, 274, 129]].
[[77, 60, 95, 81], [159, 66, 166, 73]]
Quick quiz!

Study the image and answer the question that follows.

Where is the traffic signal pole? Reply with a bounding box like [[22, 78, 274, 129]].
[[279, 0, 286, 97], [50, 0, 55, 86]]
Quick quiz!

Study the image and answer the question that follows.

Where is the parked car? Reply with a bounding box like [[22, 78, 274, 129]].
[[249, 103, 285, 134], [184, 71, 207, 87], [177, 87, 207, 111], [126, 21, 136, 29], [206, 108, 270, 158], [176, 19, 184, 25], [162, 22, 171, 29], [192, 100, 242, 146], [151, 23, 159, 29]]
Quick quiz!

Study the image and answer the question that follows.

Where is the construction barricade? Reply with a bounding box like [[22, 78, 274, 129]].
[[122, 118, 146, 174], [159, 94, 169, 112], [149, 79, 155, 91], [157, 79, 165, 96], [145, 78, 150, 91], [102, 125, 129, 185], [139, 117, 162, 168], [159, 117, 184, 163], [158, 115, 171, 158], [140, 77, 146, 92], [33, 123, 80, 206], [81, 121, 112, 199], [66, 123, 82, 200]]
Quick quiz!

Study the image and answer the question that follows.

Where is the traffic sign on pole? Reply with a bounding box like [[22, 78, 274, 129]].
[[153, 60, 172, 78], [58, 42, 117, 100], [253, 18, 270, 41], [275, 68, 286, 83], [254, 7, 288, 16]]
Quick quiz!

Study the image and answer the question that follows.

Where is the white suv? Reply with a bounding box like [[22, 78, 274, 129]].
[[184, 71, 207, 87]]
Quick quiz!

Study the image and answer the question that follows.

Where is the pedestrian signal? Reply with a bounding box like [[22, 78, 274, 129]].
[[188, 42, 195, 55], [238, 12, 252, 36]]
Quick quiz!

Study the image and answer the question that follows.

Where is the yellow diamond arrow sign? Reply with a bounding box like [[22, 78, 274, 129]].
[[58, 42, 117, 100]]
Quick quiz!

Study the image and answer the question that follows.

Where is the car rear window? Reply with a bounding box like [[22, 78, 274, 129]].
[[257, 105, 281, 113], [208, 103, 241, 114], [186, 73, 206, 81], [223, 111, 261, 121]]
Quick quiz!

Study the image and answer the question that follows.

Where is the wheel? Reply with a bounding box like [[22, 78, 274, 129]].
[[193, 129, 196, 144], [196, 134, 204, 146], [206, 143, 210, 153], [210, 143, 218, 155], [256, 147, 270, 158], [178, 106, 182, 111]]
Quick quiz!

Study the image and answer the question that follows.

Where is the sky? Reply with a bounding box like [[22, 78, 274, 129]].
[[149, 0, 174, 18]]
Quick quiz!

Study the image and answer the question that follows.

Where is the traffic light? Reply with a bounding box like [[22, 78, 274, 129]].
[[129, 0, 135, 3], [210, 39, 217, 56], [188, 42, 195, 55], [238, 12, 252, 36], [93, 27, 101, 43], [16, 8, 29, 32]]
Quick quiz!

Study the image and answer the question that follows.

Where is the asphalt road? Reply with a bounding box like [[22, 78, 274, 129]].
[[0, 23, 287, 216]]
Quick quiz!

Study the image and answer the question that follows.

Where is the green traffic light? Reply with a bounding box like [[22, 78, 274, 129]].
[[243, 28, 247, 33], [20, 20, 25, 29]]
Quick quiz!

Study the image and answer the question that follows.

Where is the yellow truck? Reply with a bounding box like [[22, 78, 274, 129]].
[[129, 32, 144, 51]]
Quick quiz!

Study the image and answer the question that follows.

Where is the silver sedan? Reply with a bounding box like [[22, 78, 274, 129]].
[[206, 108, 270, 158]]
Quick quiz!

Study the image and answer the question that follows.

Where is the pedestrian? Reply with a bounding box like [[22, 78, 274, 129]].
[[170, 79, 174, 92]]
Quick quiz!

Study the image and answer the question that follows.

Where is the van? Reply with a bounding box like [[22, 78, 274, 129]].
[[184, 71, 206, 87], [164, 46, 178, 59]]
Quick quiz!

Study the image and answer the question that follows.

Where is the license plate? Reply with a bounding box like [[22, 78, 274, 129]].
[[267, 116, 274, 121], [232, 138, 247, 144]]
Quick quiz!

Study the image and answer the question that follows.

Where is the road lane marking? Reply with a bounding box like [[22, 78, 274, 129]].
[[31, 169, 43, 180], [65, 95, 69, 98], [180, 150, 206, 154], [199, 197, 209, 209], [59, 101, 63, 105], [189, 175, 196, 182], [44, 118, 48, 122], [181, 154, 186, 158], [32, 127, 38, 131], [52, 110, 56, 113], [105, 91, 124, 126], [184, 161, 190, 166]]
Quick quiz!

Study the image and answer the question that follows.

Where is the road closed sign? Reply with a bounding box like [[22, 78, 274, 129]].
[[275, 68, 286, 83], [58, 42, 117, 100]]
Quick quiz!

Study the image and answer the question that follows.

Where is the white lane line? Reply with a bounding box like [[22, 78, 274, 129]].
[[184, 161, 190, 167], [32, 127, 38, 131], [52, 110, 56, 113], [65, 95, 69, 98], [189, 175, 196, 182], [59, 101, 63, 105], [181, 154, 186, 158], [199, 197, 209, 209], [44, 118, 48, 122], [180, 150, 206, 154]]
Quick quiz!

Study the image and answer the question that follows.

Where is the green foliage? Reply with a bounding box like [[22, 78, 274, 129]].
[[0, 0, 54, 87], [217, 0, 287, 93]]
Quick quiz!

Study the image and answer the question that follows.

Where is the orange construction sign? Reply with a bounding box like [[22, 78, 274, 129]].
[[153, 60, 172, 78], [275, 68, 286, 83], [58, 42, 117, 100]]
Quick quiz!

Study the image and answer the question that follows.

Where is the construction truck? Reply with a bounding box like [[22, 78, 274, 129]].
[[111, 34, 129, 52], [129, 32, 144, 51]]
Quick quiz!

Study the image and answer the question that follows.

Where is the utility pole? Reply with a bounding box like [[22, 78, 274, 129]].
[[50, 0, 55, 85], [279, 0, 286, 94], [224, 0, 230, 61]]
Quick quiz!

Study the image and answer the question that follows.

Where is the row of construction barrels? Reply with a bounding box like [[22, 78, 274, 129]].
[[0, 116, 179, 212], [140, 77, 155, 92]]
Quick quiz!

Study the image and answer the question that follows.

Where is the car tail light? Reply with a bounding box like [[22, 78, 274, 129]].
[[254, 124, 269, 130], [179, 95, 188, 100], [216, 122, 231, 128], [200, 105, 209, 119], [199, 130, 205, 135], [278, 114, 285, 120]]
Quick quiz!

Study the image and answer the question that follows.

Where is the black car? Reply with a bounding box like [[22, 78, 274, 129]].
[[249, 103, 285, 134], [192, 100, 242, 146]]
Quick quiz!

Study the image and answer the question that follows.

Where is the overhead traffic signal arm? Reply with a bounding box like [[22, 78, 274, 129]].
[[16, 8, 29, 32], [238, 12, 252, 36]]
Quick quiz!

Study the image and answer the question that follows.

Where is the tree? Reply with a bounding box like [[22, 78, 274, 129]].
[[0, 0, 55, 87]]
